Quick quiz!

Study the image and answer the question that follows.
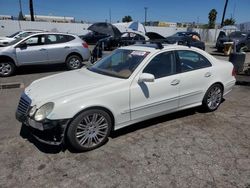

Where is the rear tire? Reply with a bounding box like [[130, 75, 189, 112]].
[[66, 55, 83, 70], [202, 84, 223, 112], [67, 109, 112, 152], [0, 61, 15, 77]]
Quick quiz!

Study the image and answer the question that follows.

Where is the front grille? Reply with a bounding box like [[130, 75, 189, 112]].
[[17, 93, 32, 116]]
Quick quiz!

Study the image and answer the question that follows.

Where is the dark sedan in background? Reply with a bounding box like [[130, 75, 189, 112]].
[[99, 31, 148, 50], [216, 31, 250, 52], [165, 31, 205, 50], [79, 31, 110, 44]]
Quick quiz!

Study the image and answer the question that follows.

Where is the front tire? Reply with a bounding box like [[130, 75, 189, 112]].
[[0, 61, 15, 77], [66, 55, 82, 70], [67, 109, 112, 152], [202, 84, 223, 112]]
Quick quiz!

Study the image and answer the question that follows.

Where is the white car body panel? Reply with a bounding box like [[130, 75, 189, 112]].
[[23, 44, 236, 131]]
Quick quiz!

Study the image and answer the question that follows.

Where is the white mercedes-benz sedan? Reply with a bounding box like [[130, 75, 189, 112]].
[[16, 43, 236, 151]]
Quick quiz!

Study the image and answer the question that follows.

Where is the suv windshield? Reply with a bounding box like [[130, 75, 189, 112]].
[[88, 49, 149, 79], [7, 31, 21, 38]]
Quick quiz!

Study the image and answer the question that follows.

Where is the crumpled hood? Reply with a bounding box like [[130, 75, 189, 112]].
[[25, 68, 121, 105]]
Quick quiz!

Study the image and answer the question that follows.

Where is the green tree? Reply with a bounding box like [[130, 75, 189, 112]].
[[223, 18, 236, 26], [208, 9, 217, 28], [29, 0, 35, 21], [122, 15, 132, 22]]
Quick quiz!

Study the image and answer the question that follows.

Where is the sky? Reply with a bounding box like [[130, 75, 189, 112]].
[[0, 0, 249, 24]]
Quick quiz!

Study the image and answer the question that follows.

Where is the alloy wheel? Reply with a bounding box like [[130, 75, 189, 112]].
[[75, 113, 109, 148], [207, 86, 222, 110], [0, 62, 12, 76]]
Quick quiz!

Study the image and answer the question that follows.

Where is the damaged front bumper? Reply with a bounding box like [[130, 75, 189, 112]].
[[16, 111, 70, 145]]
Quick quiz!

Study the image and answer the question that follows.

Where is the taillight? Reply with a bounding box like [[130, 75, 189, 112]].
[[82, 42, 88, 48], [232, 67, 236, 77]]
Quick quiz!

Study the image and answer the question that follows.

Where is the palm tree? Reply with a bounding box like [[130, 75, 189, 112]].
[[29, 0, 35, 21], [208, 9, 217, 28]]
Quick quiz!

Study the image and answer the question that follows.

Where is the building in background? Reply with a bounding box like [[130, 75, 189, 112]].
[[146, 21, 177, 27], [24, 15, 75, 23], [238, 22, 250, 32], [0, 15, 13, 20]]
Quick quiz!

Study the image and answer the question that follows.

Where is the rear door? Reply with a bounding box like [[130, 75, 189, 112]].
[[16, 34, 49, 65], [45, 34, 73, 63], [176, 50, 213, 108]]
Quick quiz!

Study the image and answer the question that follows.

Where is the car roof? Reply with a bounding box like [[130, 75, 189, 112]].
[[25, 32, 77, 37], [120, 43, 200, 52]]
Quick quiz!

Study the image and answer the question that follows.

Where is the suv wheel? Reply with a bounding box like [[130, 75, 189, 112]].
[[0, 61, 15, 77], [67, 109, 112, 152], [66, 55, 82, 70]]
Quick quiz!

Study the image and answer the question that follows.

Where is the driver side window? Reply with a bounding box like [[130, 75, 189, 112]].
[[24, 35, 45, 46], [143, 51, 176, 79]]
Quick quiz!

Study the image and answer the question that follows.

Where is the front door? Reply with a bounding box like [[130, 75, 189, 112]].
[[16, 34, 48, 65], [130, 51, 180, 121]]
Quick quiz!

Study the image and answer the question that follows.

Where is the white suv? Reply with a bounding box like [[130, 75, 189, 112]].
[[16, 43, 236, 151]]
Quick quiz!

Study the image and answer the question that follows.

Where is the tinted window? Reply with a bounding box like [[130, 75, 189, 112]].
[[143, 52, 176, 79], [66, 35, 75, 41], [45, 34, 74, 44], [177, 51, 211, 72], [24, 35, 45, 46]]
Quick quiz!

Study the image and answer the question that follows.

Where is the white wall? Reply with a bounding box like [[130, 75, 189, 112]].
[[0, 20, 91, 36], [0, 20, 222, 43]]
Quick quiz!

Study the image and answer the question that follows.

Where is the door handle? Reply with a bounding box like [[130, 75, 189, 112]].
[[205, 72, 212, 77], [171, 79, 180, 86], [64, 46, 70, 48], [39, 48, 46, 51]]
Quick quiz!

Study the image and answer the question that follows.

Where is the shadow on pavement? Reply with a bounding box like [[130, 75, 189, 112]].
[[20, 125, 64, 154], [15, 64, 68, 76], [111, 107, 200, 138]]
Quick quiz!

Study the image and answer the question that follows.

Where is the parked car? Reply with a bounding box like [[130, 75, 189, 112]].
[[0, 30, 43, 47], [0, 32, 90, 77], [216, 31, 250, 52], [79, 31, 110, 44], [165, 31, 205, 50], [99, 31, 149, 50], [16, 43, 236, 151]]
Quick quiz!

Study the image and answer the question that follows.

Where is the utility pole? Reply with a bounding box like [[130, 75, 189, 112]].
[[109, 8, 111, 23], [144, 7, 148, 26], [29, 0, 35, 21], [221, 0, 229, 27], [18, 0, 24, 20]]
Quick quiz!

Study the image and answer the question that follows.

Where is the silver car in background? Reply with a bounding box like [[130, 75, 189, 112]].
[[0, 32, 91, 77]]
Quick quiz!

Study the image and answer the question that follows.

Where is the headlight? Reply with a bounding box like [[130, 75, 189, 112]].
[[29, 105, 37, 117], [34, 102, 54, 121]]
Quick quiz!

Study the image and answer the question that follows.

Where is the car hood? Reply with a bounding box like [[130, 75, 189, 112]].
[[25, 68, 121, 105], [0, 37, 13, 41]]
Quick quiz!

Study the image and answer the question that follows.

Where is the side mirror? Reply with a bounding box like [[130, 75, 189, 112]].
[[17, 42, 27, 49], [138, 73, 155, 83]]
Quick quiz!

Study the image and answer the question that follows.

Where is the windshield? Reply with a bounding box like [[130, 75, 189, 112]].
[[88, 49, 149, 79], [229, 32, 247, 38], [7, 31, 21, 38]]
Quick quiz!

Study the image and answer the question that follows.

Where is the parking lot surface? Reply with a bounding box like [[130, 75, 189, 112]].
[[0, 45, 250, 188]]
